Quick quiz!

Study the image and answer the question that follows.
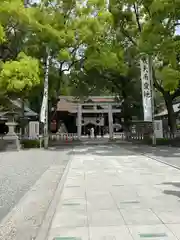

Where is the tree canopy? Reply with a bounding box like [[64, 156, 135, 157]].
[[107, 0, 180, 131], [0, 53, 40, 96], [0, 0, 111, 96], [1, 0, 180, 132]]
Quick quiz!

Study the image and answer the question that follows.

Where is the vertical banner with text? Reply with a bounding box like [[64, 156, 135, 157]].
[[140, 56, 153, 122], [40, 54, 50, 123]]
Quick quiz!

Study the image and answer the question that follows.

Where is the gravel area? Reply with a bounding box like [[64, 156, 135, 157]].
[[0, 149, 71, 223]]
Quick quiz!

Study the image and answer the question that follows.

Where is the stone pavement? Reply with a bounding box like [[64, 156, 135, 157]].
[[123, 144, 180, 169], [47, 145, 180, 240]]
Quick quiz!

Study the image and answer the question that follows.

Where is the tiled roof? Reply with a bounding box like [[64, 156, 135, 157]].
[[10, 99, 38, 117], [0, 98, 38, 118], [88, 97, 115, 102], [155, 103, 180, 117], [57, 99, 77, 112], [56, 96, 117, 112]]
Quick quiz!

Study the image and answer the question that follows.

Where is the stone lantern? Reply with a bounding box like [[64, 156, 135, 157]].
[[3, 111, 20, 150]]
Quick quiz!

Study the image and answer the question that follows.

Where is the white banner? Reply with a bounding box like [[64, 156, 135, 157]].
[[140, 57, 152, 122], [40, 54, 50, 123]]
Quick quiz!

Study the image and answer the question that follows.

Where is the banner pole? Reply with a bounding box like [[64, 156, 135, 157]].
[[148, 56, 156, 146], [40, 51, 50, 149]]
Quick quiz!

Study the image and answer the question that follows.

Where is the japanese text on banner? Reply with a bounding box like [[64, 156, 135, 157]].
[[140, 57, 152, 122]]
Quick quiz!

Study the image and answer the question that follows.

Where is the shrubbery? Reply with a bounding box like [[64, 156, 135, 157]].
[[21, 139, 43, 148], [135, 136, 180, 146]]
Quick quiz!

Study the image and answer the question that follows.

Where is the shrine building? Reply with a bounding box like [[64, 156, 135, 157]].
[[50, 96, 123, 136]]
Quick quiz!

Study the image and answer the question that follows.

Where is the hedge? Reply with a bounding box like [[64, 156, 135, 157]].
[[21, 139, 43, 148], [142, 137, 180, 146]]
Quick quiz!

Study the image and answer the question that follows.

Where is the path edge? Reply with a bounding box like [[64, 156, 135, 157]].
[[35, 150, 73, 240], [121, 143, 180, 171]]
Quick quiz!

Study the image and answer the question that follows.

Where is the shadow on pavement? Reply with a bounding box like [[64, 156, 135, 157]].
[[164, 190, 180, 199], [123, 144, 180, 159], [48, 143, 180, 159], [66, 144, 135, 157], [48, 144, 180, 201], [162, 182, 180, 199], [48, 143, 180, 170], [163, 182, 180, 188]]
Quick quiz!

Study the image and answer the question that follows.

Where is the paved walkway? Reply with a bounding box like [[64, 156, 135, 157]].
[[124, 144, 180, 169], [47, 145, 180, 240]]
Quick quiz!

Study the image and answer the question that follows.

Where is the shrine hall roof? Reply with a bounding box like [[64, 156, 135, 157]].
[[56, 96, 117, 112]]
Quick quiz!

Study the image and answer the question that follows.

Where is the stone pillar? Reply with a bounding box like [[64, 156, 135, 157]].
[[29, 121, 39, 139], [77, 104, 82, 139], [4, 122, 20, 150], [108, 104, 113, 139]]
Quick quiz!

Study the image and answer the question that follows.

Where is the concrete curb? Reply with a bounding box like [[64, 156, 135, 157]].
[[35, 149, 73, 240]]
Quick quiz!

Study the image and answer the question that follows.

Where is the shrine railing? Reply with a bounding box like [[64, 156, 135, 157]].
[[163, 131, 180, 139], [49, 133, 79, 142]]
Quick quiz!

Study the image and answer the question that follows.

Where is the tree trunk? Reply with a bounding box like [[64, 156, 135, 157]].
[[164, 92, 176, 134]]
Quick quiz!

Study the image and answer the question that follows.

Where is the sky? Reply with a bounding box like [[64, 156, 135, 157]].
[[175, 25, 180, 35]]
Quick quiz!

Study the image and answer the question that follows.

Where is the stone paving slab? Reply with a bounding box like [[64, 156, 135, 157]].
[[120, 208, 161, 225], [89, 226, 133, 240], [152, 209, 180, 224], [123, 144, 180, 170], [47, 145, 180, 240], [87, 209, 125, 226], [48, 227, 89, 240], [167, 224, 180, 239], [128, 224, 178, 240]]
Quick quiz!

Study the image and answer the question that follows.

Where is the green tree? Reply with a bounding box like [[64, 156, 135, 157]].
[[0, 52, 40, 97], [69, 34, 143, 128], [25, 0, 113, 111], [0, 0, 45, 100], [109, 0, 180, 133]]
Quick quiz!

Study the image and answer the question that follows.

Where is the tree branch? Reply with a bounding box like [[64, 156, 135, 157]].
[[133, 3, 142, 32], [152, 68, 165, 94], [143, 5, 151, 18], [120, 27, 137, 46]]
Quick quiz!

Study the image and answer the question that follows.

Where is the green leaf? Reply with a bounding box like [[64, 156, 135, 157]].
[[0, 53, 40, 96], [156, 66, 180, 91], [0, 24, 5, 43], [58, 49, 71, 61]]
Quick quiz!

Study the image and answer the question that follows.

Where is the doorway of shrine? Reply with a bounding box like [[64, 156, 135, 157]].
[[83, 123, 99, 136]]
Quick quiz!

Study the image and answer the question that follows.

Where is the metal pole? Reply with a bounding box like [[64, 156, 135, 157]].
[[24, 0, 29, 7], [148, 55, 156, 146]]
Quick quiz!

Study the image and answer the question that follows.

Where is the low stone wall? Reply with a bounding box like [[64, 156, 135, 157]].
[[0, 139, 6, 151], [0, 135, 20, 151]]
